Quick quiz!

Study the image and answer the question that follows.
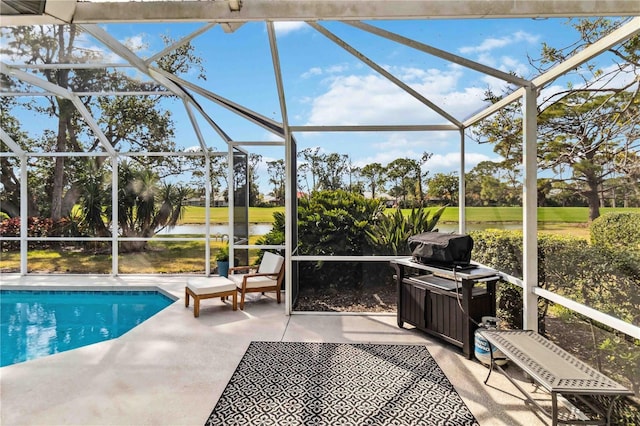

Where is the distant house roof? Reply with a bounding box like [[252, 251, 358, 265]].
[[363, 191, 394, 201]]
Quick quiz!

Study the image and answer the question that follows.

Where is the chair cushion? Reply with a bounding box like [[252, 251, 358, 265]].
[[187, 277, 236, 295], [228, 274, 278, 289], [257, 251, 284, 274]]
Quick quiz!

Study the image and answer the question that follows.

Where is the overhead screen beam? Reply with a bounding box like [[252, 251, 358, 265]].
[[3, 0, 639, 25]]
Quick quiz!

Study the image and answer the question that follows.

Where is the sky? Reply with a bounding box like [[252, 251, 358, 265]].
[[2, 16, 630, 194]]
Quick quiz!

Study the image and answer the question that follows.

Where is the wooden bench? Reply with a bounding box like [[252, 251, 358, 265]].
[[479, 329, 633, 426]]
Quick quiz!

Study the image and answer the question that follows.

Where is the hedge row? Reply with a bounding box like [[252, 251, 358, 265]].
[[0, 217, 84, 250]]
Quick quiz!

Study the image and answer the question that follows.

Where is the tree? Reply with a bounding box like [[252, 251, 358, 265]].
[[345, 156, 360, 192], [267, 159, 285, 205], [538, 91, 639, 219], [612, 151, 640, 207], [360, 163, 387, 199], [472, 18, 639, 220], [299, 147, 322, 192], [76, 159, 111, 238], [117, 162, 192, 252], [427, 172, 459, 205], [248, 153, 262, 206], [297, 148, 350, 192], [465, 161, 518, 206], [318, 152, 348, 190], [386, 158, 416, 205], [209, 155, 228, 205], [385, 155, 432, 206], [537, 178, 553, 207], [0, 97, 40, 217], [1, 24, 205, 220], [416, 152, 433, 204]]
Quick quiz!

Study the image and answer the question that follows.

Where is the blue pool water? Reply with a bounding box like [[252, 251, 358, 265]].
[[0, 289, 174, 367]]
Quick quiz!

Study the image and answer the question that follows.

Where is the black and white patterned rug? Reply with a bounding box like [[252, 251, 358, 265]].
[[206, 341, 479, 426]]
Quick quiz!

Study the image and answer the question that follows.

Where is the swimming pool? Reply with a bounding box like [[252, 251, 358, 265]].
[[0, 289, 175, 367]]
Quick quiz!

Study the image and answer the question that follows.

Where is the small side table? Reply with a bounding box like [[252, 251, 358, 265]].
[[185, 276, 237, 317]]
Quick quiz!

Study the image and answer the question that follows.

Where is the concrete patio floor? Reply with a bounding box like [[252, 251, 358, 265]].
[[0, 274, 550, 426]]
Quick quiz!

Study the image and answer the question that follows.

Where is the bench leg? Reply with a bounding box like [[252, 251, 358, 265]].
[[185, 288, 190, 307], [232, 291, 237, 310], [194, 297, 200, 317], [484, 342, 495, 384]]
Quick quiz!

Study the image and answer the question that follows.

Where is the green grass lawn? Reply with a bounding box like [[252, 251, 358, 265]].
[[423, 206, 639, 223], [180, 206, 638, 224], [181, 206, 282, 224]]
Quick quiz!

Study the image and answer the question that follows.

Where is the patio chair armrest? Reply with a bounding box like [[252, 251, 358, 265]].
[[244, 272, 279, 278], [229, 265, 257, 273]]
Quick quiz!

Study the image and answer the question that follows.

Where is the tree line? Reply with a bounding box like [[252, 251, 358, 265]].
[[261, 153, 639, 210]]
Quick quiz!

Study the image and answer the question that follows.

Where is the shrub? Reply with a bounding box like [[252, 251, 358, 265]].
[[365, 206, 446, 255], [469, 230, 640, 330], [295, 190, 382, 290], [257, 191, 379, 290], [259, 191, 447, 291], [297, 190, 381, 256], [0, 216, 81, 250], [590, 212, 640, 252]]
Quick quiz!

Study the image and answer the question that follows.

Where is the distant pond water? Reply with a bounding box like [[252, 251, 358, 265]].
[[157, 223, 273, 236], [158, 222, 523, 236]]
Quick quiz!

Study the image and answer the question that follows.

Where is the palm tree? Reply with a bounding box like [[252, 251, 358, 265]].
[[77, 160, 111, 238], [117, 162, 192, 252]]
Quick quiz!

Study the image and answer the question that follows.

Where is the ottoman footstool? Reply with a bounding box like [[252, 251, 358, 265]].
[[185, 277, 237, 317]]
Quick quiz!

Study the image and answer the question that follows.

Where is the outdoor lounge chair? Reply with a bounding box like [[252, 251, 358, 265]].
[[228, 251, 285, 310]]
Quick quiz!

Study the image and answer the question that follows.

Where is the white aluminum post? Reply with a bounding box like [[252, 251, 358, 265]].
[[523, 85, 539, 332], [227, 144, 234, 268], [205, 154, 211, 276], [20, 155, 27, 274], [268, 21, 292, 315], [284, 134, 293, 315], [458, 128, 466, 234], [111, 157, 118, 275]]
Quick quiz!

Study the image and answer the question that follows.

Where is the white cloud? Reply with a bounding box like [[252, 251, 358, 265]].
[[326, 64, 349, 74], [354, 140, 499, 175], [305, 66, 488, 126], [427, 152, 499, 173], [460, 31, 539, 55], [500, 56, 530, 77], [458, 31, 539, 80], [274, 21, 307, 36], [301, 63, 351, 79], [264, 131, 285, 142], [123, 35, 147, 53], [301, 67, 323, 79]]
